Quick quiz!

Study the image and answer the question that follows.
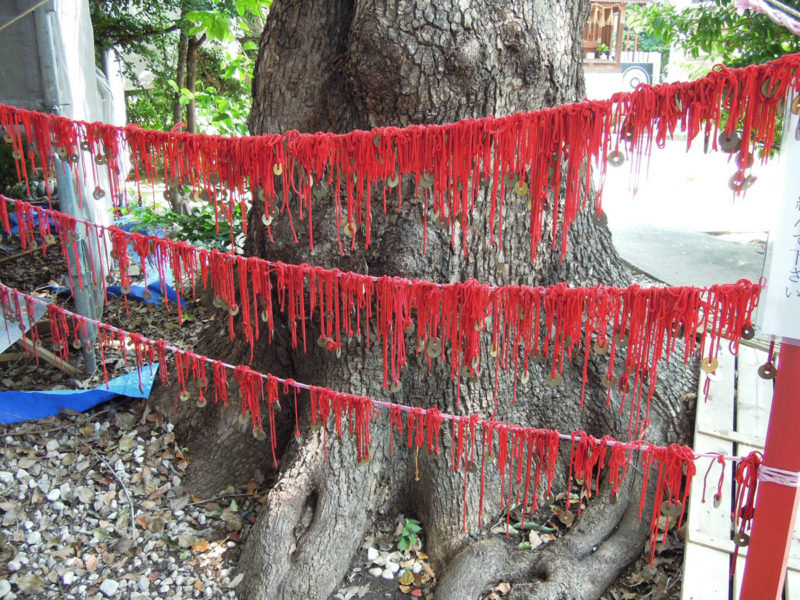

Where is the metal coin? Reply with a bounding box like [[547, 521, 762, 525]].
[[761, 77, 779, 99], [758, 363, 777, 379], [700, 357, 719, 373], [262, 214, 273, 227], [593, 211, 608, 226], [260, 310, 269, 323], [458, 365, 469, 378], [733, 532, 750, 547], [419, 172, 434, 189], [489, 344, 498, 358], [253, 427, 267, 440], [273, 163, 283, 176], [92, 187, 105, 200], [792, 96, 800, 115], [547, 373, 563, 388], [610, 492, 618, 505], [2, 133, 12, 144], [735, 152, 754, 170], [713, 494, 721, 509], [121, 285, 131, 295], [390, 381, 402, 393], [614, 333, 628, 348], [80, 141, 91, 151], [180, 392, 190, 403], [608, 150, 625, 167], [513, 180, 529, 196], [520, 370, 530, 384], [601, 375, 617, 389], [741, 325, 755, 340], [559, 511, 574, 526], [72, 339, 82, 350], [718, 130, 740, 153], [593, 340, 609, 355], [387, 174, 399, 188], [427, 339, 442, 358], [229, 304, 240, 316], [660, 500, 682, 518]]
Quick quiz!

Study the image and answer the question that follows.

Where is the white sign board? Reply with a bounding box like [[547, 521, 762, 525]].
[[759, 95, 800, 343]]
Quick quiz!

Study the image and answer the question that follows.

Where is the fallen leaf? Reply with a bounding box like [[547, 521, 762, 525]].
[[135, 517, 148, 530], [399, 570, 414, 585], [422, 563, 435, 578], [411, 590, 422, 597], [192, 538, 210, 553], [15, 574, 46, 594], [85, 554, 99, 572], [246, 479, 259, 495], [191, 494, 203, 503], [194, 579, 205, 592], [227, 573, 244, 588], [399, 584, 412, 593]]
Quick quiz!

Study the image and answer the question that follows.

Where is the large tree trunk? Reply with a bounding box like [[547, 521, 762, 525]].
[[165, 2, 695, 599]]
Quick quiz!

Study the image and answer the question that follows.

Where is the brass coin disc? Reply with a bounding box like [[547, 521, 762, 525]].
[[547, 373, 563, 388], [741, 325, 755, 340], [729, 172, 746, 192], [733, 532, 750, 547], [600, 375, 617, 389], [712, 493, 721, 509], [238, 410, 250, 425], [55, 146, 67, 159], [80, 141, 92, 151], [72, 339, 82, 350], [11, 150, 21, 160], [758, 363, 777, 380], [741, 175, 757, 190], [520, 370, 530, 384], [792, 95, 800, 115], [387, 174, 400, 188], [489, 345, 498, 358], [142, 290, 152, 301], [262, 214, 273, 227], [343, 222, 355, 237], [513, 180, 529, 196], [427, 339, 442, 358], [179, 392, 190, 402], [121, 285, 131, 295], [761, 77, 779, 99], [260, 310, 269, 323], [92, 187, 105, 200], [43, 234, 56, 245], [273, 163, 283, 176], [2, 133, 12, 144], [67, 153, 80, 164], [593, 211, 608, 226], [718, 130, 741, 153], [390, 381, 402, 393], [700, 357, 719, 373], [610, 492, 618, 505], [614, 333, 628, 348], [196, 398, 207, 408], [593, 339, 609, 355], [213, 295, 223, 308], [608, 150, 625, 167], [458, 365, 470, 378], [660, 500, 682, 518], [229, 304, 240, 316], [253, 427, 267, 441], [559, 511, 574, 526], [94, 154, 108, 165], [735, 152, 754, 170], [419, 172, 434, 189]]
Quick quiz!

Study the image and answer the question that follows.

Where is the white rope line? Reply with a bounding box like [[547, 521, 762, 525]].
[[758, 465, 800, 487], [736, 0, 800, 36]]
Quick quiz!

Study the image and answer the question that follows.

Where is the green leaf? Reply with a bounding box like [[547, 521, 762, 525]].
[[230, 498, 238, 512], [243, 41, 258, 51], [406, 521, 422, 533], [518, 541, 532, 549], [398, 537, 410, 551]]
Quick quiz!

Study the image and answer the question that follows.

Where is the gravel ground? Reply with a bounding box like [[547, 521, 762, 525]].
[[0, 401, 263, 599]]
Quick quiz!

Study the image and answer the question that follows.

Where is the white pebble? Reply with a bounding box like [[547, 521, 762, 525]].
[[386, 561, 400, 573], [45, 440, 59, 453], [366, 547, 379, 561], [0, 580, 10, 596], [381, 568, 394, 580], [0, 471, 13, 484], [412, 562, 423, 574], [100, 578, 119, 597], [368, 567, 382, 578], [46, 489, 60, 502], [137, 575, 150, 592], [62, 571, 76, 585], [26, 531, 42, 545]]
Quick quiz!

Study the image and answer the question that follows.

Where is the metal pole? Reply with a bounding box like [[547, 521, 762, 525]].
[[54, 156, 98, 374]]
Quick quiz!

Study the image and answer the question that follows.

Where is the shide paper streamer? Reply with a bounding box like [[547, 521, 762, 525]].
[[0, 282, 763, 564], [1, 54, 799, 260], [0, 195, 760, 437]]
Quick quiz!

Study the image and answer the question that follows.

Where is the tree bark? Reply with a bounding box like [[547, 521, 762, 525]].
[[165, 2, 696, 599], [185, 34, 205, 134], [173, 21, 188, 127]]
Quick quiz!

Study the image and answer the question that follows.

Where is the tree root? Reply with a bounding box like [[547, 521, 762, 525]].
[[435, 476, 653, 600], [237, 427, 391, 600]]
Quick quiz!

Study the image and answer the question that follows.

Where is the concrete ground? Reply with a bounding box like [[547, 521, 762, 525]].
[[600, 138, 783, 287]]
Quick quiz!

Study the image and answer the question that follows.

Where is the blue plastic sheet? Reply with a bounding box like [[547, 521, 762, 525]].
[[0, 363, 159, 424]]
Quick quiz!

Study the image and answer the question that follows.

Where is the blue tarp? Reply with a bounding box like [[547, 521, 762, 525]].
[[0, 363, 159, 424]]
